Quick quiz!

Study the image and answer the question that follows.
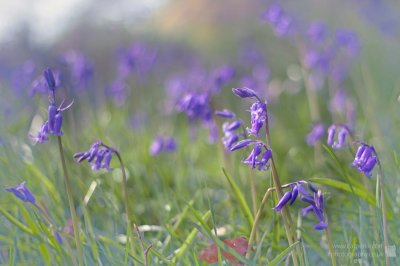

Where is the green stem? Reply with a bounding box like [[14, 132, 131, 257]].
[[324, 218, 336, 266], [246, 187, 274, 259], [113, 150, 134, 264], [57, 136, 84, 266], [377, 162, 389, 266], [265, 119, 299, 266]]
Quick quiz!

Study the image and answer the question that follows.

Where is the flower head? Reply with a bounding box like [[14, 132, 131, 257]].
[[306, 123, 325, 146], [149, 136, 177, 156], [5, 181, 36, 204], [327, 124, 351, 149], [74, 141, 116, 171], [247, 101, 267, 137], [273, 181, 328, 230], [352, 143, 377, 178]]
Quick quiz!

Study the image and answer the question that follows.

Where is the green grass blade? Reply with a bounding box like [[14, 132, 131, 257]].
[[267, 241, 299, 266], [222, 168, 254, 228], [0, 207, 33, 235]]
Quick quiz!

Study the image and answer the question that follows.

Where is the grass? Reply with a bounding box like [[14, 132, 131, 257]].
[[1, 3, 400, 265]]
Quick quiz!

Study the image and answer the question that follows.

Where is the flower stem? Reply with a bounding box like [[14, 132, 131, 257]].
[[324, 218, 336, 266], [57, 136, 84, 266], [113, 150, 135, 263], [377, 161, 389, 266], [265, 119, 300, 266]]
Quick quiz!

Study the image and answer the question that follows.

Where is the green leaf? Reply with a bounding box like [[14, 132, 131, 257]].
[[310, 178, 376, 207], [0, 207, 33, 235], [222, 168, 254, 228], [268, 241, 299, 266]]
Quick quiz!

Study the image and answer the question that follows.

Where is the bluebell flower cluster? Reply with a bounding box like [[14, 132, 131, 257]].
[[74, 141, 116, 171], [227, 87, 273, 171], [352, 143, 377, 178], [273, 181, 328, 230], [30, 68, 72, 143], [149, 136, 177, 156]]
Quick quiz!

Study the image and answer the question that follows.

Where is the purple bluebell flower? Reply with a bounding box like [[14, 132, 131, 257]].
[[232, 87, 257, 98], [5, 181, 36, 204], [54, 231, 63, 245], [307, 22, 327, 43], [31, 68, 62, 95], [261, 4, 293, 36], [61, 50, 94, 90], [44, 68, 56, 92], [74, 141, 116, 171], [306, 123, 325, 146], [243, 143, 263, 168], [327, 124, 351, 149], [335, 29, 361, 57], [273, 181, 328, 230], [212, 65, 235, 89], [149, 136, 177, 156], [30, 122, 50, 143], [247, 101, 267, 137], [230, 139, 257, 151], [215, 110, 235, 119], [107, 79, 128, 106], [352, 143, 377, 178]]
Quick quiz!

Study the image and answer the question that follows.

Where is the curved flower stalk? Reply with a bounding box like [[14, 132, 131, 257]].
[[30, 68, 83, 265], [74, 141, 134, 261]]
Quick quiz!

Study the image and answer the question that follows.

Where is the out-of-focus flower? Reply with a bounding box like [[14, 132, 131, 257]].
[[61, 50, 94, 90], [352, 143, 377, 178], [5, 181, 36, 204], [31, 69, 62, 95], [327, 124, 351, 149], [30, 122, 50, 144], [307, 22, 327, 43], [149, 136, 177, 156], [306, 123, 325, 146]]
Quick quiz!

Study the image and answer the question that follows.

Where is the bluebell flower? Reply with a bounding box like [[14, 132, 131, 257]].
[[273, 181, 328, 230], [232, 87, 257, 99], [61, 50, 94, 90], [327, 124, 351, 149], [306, 123, 325, 146], [247, 101, 267, 137], [30, 122, 50, 143], [74, 141, 116, 171], [352, 143, 377, 178], [149, 136, 177, 156], [307, 22, 327, 43], [215, 110, 236, 119], [5, 181, 36, 204]]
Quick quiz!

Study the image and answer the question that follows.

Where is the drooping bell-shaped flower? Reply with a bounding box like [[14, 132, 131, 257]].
[[352, 143, 377, 178], [5, 181, 36, 204]]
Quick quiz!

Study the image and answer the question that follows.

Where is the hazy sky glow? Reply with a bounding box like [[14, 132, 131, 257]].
[[0, 0, 168, 45]]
